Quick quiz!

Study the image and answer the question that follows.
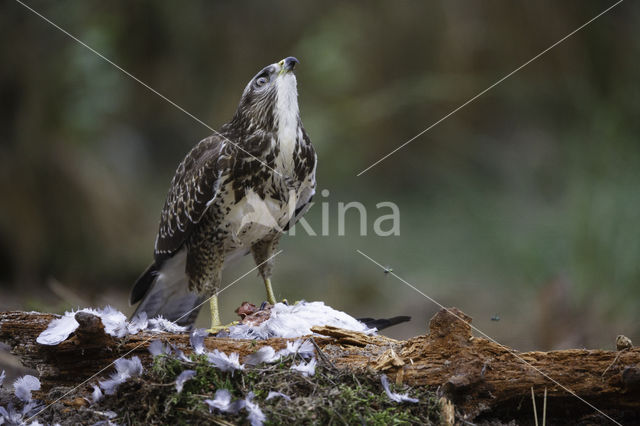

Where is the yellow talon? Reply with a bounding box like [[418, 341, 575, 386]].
[[207, 321, 239, 335], [207, 295, 237, 334]]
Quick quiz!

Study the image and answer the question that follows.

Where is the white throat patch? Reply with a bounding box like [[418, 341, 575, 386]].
[[274, 73, 299, 171]]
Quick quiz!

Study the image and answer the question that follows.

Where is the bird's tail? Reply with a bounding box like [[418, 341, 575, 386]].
[[357, 315, 411, 331], [129, 249, 204, 327]]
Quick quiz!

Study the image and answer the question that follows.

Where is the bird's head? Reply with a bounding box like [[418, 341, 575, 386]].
[[231, 57, 300, 134]]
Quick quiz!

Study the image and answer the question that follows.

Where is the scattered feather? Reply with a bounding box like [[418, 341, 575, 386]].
[[127, 312, 148, 334], [228, 301, 376, 339], [96, 306, 129, 337], [98, 377, 125, 396], [204, 389, 244, 414], [99, 357, 143, 395], [2, 407, 15, 424], [266, 391, 291, 402], [172, 347, 191, 363], [380, 375, 419, 403], [244, 392, 266, 426], [190, 329, 208, 355], [244, 346, 279, 365], [91, 384, 103, 404], [13, 375, 41, 402], [175, 370, 196, 393], [245, 339, 315, 366], [117, 356, 143, 376], [282, 339, 315, 358], [36, 314, 80, 345], [0, 404, 22, 424], [147, 316, 188, 333], [207, 350, 244, 374], [148, 340, 171, 357], [22, 400, 42, 417], [290, 357, 317, 377], [0, 370, 5, 387], [0, 399, 44, 426]]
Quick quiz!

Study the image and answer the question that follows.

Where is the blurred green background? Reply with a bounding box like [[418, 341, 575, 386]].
[[1, 0, 638, 351]]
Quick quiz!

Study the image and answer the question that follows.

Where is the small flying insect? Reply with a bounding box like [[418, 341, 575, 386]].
[[383, 266, 394, 274], [491, 314, 501, 322]]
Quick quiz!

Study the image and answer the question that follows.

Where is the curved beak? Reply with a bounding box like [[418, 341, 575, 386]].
[[279, 56, 299, 74]]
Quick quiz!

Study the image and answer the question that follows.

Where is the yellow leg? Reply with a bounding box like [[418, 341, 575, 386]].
[[264, 278, 276, 305], [210, 296, 221, 328], [207, 295, 237, 334]]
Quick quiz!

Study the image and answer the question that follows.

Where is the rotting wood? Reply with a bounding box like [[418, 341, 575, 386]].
[[1, 307, 639, 422]]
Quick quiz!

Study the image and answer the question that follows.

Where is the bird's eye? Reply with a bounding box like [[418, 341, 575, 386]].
[[254, 76, 268, 88]]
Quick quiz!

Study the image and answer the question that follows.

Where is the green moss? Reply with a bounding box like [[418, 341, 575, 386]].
[[103, 353, 441, 425]]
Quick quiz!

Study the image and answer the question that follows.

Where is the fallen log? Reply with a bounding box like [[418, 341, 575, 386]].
[[1, 307, 638, 423]]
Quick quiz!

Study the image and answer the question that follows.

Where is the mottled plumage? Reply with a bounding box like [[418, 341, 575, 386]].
[[130, 57, 316, 328]]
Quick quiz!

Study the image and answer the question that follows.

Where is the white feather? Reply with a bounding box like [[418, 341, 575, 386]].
[[244, 339, 315, 366], [204, 389, 244, 414], [147, 316, 188, 333], [175, 370, 196, 393], [91, 384, 103, 404], [36, 314, 80, 345], [290, 358, 316, 377], [95, 306, 129, 337], [207, 350, 244, 374], [266, 391, 291, 402], [127, 312, 148, 334], [13, 375, 40, 402], [190, 328, 208, 355], [148, 340, 171, 357], [380, 375, 419, 404], [244, 392, 266, 426], [244, 346, 279, 365], [282, 339, 315, 358], [99, 357, 143, 395], [0, 400, 42, 425], [0, 405, 19, 424]]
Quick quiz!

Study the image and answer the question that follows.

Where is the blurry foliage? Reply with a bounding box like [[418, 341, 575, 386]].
[[0, 0, 639, 349]]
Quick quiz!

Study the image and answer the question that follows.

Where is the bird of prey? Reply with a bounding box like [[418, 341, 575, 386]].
[[130, 57, 317, 332]]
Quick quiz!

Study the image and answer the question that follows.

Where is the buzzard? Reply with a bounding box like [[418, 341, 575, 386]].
[[130, 57, 317, 332]]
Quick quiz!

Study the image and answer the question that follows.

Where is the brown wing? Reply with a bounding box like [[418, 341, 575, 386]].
[[154, 135, 234, 262]]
